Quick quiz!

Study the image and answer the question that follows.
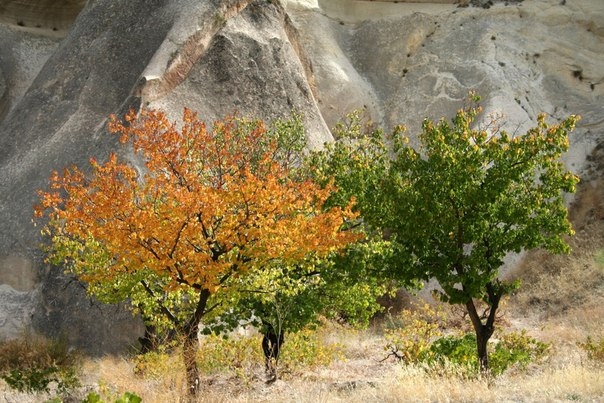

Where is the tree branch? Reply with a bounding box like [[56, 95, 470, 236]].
[[140, 280, 179, 327]]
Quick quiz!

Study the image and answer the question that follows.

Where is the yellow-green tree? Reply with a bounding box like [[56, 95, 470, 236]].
[[309, 95, 579, 372], [390, 99, 579, 371], [35, 108, 359, 396]]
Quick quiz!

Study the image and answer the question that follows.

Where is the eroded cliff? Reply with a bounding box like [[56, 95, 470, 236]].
[[0, 0, 602, 353]]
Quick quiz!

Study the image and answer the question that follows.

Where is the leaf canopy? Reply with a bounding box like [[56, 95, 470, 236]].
[[36, 108, 360, 333]]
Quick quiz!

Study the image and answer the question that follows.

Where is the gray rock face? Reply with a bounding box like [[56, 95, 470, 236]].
[[0, 0, 85, 33], [0, 0, 176, 354], [0, 65, 6, 119], [0, 0, 602, 354], [143, 0, 331, 148]]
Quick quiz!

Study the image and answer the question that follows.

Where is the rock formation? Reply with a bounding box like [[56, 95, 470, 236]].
[[0, 0, 85, 32], [0, 0, 602, 354]]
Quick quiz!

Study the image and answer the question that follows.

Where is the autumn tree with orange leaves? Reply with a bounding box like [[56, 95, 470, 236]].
[[35, 109, 360, 397]]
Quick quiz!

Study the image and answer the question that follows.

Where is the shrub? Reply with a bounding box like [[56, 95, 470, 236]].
[[425, 330, 550, 376], [384, 302, 549, 377], [196, 333, 262, 379], [133, 350, 183, 380], [0, 333, 80, 394], [193, 327, 343, 379], [279, 327, 344, 373], [83, 391, 142, 403], [383, 303, 446, 363], [425, 333, 477, 375], [492, 330, 550, 374], [132, 326, 343, 385], [578, 336, 604, 363]]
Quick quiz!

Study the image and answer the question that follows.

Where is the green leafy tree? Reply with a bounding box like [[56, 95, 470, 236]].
[[204, 239, 391, 381], [389, 97, 579, 371], [312, 96, 579, 372], [35, 109, 360, 397]]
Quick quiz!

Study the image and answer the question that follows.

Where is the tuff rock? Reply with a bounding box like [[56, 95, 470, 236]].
[[0, 0, 602, 354]]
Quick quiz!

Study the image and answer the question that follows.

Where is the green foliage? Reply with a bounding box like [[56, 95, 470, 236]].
[[2, 366, 77, 394], [304, 110, 397, 233], [387, 95, 579, 304], [578, 336, 604, 362], [411, 331, 550, 376], [0, 334, 80, 395], [384, 303, 446, 363], [82, 391, 142, 403], [201, 240, 389, 359], [426, 333, 478, 375], [82, 392, 103, 403], [492, 330, 550, 373], [384, 303, 550, 377], [390, 332, 550, 376], [316, 94, 579, 370]]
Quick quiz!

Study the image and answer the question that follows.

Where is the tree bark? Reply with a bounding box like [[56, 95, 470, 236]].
[[465, 291, 500, 374], [475, 324, 491, 372], [261, 322, 284, 382], [182, 288, 211, 398], [183, 328, 201, 398]]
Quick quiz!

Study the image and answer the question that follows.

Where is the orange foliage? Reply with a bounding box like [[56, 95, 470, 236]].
[[36, 108, 360, 293]]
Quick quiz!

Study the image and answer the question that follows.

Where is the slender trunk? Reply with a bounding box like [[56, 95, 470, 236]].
[[465, 297, 498, 374], [261, 323, 284, 382], [475, 326, 490, 372], [183, 328, 201, 397], [182, 288, 211, 399]]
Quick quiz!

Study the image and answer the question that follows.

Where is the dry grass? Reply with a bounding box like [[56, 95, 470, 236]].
[[3, 321, 603, 402]]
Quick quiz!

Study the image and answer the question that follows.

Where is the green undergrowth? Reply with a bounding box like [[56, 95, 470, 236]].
[[578, 335, 604, 363], [384, 303, 550, 377], [0, 332, 80, 396], [133, 326, 344, 383]]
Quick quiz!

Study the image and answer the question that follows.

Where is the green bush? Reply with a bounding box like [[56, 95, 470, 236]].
[[383, 303, 446, 363], [424, 333, 477, 374], [82, 391, 142, 403], [2, 366, 78, 394], [492, 330, 550, 374], [578, 336, 604, 362], [424, 330, 549, 376], [0, 333, 80, 394]]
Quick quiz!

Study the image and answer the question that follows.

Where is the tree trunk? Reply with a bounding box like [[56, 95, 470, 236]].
[[182, 288, 211, 399], [183, 328, 201, 398], [475, 325, 491, 372], [261, 322, 284, 382], [465, 297, 497, 374]]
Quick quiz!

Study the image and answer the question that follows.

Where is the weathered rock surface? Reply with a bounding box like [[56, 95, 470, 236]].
[[0, 65, 6, 119], [0, 0, 602, 354], [0, 0, 85, 33], [0, 0, 177, 354]]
